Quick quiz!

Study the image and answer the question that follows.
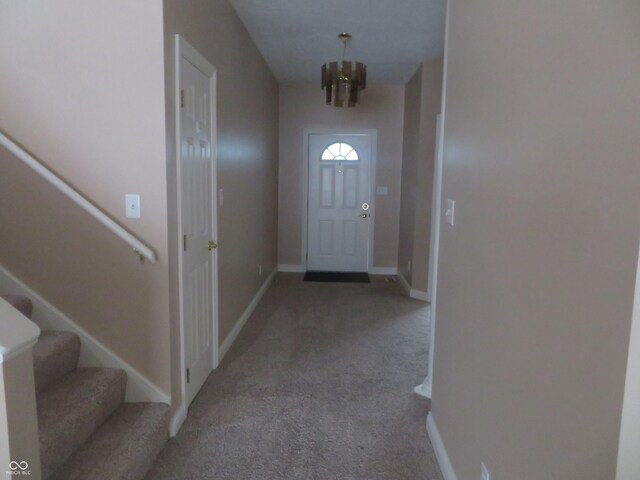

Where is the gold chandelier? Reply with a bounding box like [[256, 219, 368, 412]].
[[321, 33, 367, 108]]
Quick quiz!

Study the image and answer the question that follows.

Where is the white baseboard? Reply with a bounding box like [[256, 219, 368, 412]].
[[414, 379, 432, 398], [0, 264, 170, 404], [397, 271, 411, 294], [410, 289, 429, 302], [277, 264, 305, 273], [427, 413, 458, 480], [369, 266, 398, 275], [396, 271, 429, 303], [218, 269, 276, 363], [169, 404, 187, 438]]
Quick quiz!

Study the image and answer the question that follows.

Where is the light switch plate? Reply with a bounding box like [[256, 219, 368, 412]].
[[125, 194, 140, 219], [445, 199, 455, 226]]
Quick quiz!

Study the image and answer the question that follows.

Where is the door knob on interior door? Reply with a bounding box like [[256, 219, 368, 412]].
[[208, 240, 218, 251]]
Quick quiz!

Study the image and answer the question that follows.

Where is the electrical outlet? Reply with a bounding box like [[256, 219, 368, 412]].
[[258, 265, 262, 276], [218, 188, 224, 206], [408, 260, 412, 273], [481, 462, 490, 480]]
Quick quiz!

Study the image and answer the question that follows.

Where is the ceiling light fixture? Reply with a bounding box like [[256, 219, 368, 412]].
[[321, 33, 367, 108]]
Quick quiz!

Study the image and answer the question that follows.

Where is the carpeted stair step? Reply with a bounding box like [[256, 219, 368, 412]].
[[0, 294, 33, 318], [50, 402, 170, 480], [33, 331, 81, 393], [38, 367, 127, 479]]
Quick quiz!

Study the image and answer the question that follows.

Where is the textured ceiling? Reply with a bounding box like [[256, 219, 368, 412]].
[[228, 0, 446, 85]]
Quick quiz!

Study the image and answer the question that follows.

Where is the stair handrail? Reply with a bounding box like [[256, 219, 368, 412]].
[[0, 131, 157, 263]]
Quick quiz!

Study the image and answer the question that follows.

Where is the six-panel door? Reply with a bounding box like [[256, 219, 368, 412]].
[[307, 134, 372, 272], [180, 57, 215, 407]]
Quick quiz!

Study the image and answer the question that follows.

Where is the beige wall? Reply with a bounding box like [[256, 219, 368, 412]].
[[617, 242, 640, 480], [0, 1, 171, 393], [163, 0, 279, 409], [432, 1, 640, 479], [397, 59, 443, 292], [278, 83, 405, 268]]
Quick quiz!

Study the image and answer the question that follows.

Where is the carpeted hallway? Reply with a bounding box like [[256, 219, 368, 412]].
[[145, 273, 443, 480]]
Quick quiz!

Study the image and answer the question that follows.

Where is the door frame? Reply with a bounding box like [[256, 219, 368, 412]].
[[415, 114, 444, 400], [302, 128, 378, 272], [174, 35, 219, 413], [427, 114, 443, 304], [424, 114, 444, 397]]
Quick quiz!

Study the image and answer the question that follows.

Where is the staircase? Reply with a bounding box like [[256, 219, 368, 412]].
[[1, 294, 169, 480]]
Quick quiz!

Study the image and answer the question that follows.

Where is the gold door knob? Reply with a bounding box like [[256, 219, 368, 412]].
[[208, 240, 218, 251]]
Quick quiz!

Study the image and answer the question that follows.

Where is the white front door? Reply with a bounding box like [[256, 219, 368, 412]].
[[177, 37, 218, 407], [307, 134, 373, 272]]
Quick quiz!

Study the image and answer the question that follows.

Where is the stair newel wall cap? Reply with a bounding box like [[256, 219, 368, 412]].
[[0, 297, 40, 363]]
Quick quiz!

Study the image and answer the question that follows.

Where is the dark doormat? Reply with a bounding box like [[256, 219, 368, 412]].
[[304, 271, 371, 283]]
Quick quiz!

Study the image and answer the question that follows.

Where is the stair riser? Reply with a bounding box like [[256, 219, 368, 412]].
[[34, 333, 81, 393], [49, 403, 170, 480], [124, 420, 169, 480], [39, 370, 126, 479]]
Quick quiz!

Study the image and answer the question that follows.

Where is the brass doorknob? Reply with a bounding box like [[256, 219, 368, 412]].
[[208, 240, 218, 251]]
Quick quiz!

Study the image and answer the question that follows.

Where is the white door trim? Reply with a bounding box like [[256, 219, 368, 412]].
[[427, 114, 443, 305], [302, 128, 378, 272], [417, 114, 444, 399], [616, 241, 640, 479], [174, 35, 219, 423], [418, 0, 451, 399]]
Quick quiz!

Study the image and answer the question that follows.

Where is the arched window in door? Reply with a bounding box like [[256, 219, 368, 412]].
[[320, 142, 359, 161]]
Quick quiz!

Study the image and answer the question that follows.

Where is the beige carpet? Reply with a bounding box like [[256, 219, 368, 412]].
[[146, 273, 442, 480]]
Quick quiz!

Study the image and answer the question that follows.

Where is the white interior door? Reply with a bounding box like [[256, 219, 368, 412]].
[[307, 134, 372, 272], [177, 37, 218, 407]]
